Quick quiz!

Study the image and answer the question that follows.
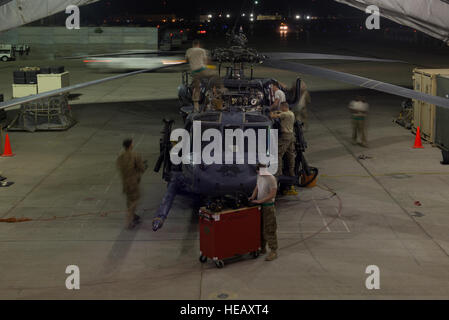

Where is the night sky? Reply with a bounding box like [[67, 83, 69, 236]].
[[85, 0, 362, 19]]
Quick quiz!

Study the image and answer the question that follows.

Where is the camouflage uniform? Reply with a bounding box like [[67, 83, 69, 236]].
[[261, 205, 278, 251], [276, 110, 296, 177], [255, 173, 278, 255], [116, 150, 146, 226], [278, 133, 296, 177]]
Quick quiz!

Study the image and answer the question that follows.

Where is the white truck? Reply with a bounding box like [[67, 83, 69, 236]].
[[0, 44, 16, 62]]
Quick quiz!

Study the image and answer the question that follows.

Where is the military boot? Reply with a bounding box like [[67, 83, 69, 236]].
[[133, 214, 142, 224], [286, 186, 298, 196], [265, 250, 278, 261], [127, 215, 141, 230]]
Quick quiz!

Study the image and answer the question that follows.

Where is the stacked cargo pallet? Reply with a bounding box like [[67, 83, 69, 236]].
[[12, 66, 67, 98], [8, 66, 76, 131]]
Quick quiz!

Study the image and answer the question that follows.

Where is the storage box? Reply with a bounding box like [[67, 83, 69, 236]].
[[199, 206, 261, 268], [412, 68, 449, 142], [13, 71, 26, 84], [39, 67, 51, 74], [51, 66, 65, 74], [37, 72, 70, 93], [434, 75, 449, 162], [12, 84, 38, 98], [25, 71, 39, 84]]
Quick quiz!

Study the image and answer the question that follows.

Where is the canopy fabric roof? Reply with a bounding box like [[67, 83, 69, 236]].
[[0, 0, 98, 32], [335, 0, 449, 44]]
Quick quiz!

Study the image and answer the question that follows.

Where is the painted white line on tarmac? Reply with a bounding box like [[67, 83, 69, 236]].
[[335, 207, 350, 233], [313, 199, 331, 232]]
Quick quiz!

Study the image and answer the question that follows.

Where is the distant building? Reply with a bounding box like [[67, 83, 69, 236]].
[[199, 15, 211, 23], [107, 14, 179, 24], [256, 15, 283, 21]]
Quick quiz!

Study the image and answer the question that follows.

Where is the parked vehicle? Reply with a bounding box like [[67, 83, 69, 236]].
[[0, 44, 15, 62]]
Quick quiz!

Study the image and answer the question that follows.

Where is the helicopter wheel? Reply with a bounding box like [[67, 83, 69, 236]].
[[199, 255, 207, 264], [215, 260, 225, 268]]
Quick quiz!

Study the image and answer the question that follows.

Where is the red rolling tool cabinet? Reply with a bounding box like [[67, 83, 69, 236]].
[[199, 206, 261, 268]]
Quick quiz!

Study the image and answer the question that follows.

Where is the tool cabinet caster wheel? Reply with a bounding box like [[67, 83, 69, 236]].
[[251, 251, 260, 259], [215, 260, 224, 268], [199, 255, 207, 263]]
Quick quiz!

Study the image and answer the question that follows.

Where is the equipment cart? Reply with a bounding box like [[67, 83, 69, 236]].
[[199, 206, 261, 268]]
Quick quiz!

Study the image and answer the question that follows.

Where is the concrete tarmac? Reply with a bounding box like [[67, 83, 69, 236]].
[[1, 35, 449, 299]]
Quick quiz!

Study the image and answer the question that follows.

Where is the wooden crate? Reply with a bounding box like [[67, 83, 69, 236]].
[[413, 68, 449, 143]]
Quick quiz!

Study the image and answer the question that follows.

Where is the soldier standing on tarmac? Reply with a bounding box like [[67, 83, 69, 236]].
[[116, 138, 147, 229], [249, 164, 279, 261], [349, 96, 369, 147]]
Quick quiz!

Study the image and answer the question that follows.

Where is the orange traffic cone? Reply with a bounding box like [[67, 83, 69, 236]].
[[1, 133, 15, 157], [413, 127, 424, 149]]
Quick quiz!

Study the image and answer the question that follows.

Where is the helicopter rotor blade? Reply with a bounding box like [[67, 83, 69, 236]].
[[263, 59, 449, 109], [64, 50, 186, 59], [0, 62, 186, 110], [263, 52, 403, 63]]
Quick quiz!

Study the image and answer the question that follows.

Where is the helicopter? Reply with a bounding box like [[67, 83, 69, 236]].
[[150, 31, 319, 232]]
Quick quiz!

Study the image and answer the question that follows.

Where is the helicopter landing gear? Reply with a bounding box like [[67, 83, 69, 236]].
[[154, 119, 174, 182]]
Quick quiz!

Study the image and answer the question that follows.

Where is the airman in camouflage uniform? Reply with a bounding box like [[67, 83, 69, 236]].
[[116, 138, 146, 229]]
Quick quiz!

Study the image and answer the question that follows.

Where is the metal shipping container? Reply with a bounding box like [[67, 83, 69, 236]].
[[435, 75, 449, 164], [413, 68, 449, 143]]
